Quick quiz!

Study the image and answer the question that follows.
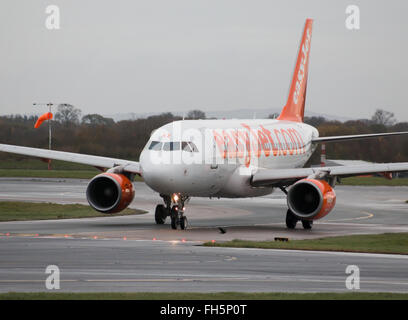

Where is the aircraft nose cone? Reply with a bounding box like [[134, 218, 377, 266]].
[[140, 149, 218, 196], [140, 150, 175, 192], [142, 161, 181, 194]]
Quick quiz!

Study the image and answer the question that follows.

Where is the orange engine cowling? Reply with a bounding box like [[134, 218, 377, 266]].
[[287, 179, 336, 220], [86, 173, 135, 213]]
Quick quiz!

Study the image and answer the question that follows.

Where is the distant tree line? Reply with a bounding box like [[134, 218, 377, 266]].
[[303, 109, 408, 164], [0, 106, 407, 165]]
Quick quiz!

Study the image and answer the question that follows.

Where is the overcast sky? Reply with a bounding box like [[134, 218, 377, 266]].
[[0, 0, 407, 121]]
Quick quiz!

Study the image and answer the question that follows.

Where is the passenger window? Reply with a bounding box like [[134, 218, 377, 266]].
[[149, 141, 162, 151]]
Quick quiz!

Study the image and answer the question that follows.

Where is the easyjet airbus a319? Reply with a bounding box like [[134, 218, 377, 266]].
[[1, 19, 408, 230]]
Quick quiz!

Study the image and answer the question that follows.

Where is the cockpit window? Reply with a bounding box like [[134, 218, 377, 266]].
[[149, 141, 162, 150], [172, 142, 180, 151], [163, 142, 180, 151], [151, 141, 199, 152], [188, 142, 199, 152], [162, 142, 170, 151], [182, 142, 192, 152]]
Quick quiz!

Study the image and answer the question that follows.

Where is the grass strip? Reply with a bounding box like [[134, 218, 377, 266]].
[[339, 177, 408, 186], [0, 169, 98, 179], [0, 169, 144, 181], [0, 201, 145, 221], [203, 233, 408, 255]]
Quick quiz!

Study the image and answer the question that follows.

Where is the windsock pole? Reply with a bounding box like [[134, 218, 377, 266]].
[[48, 103, 52, 151], [320, 143, 326, 167], [33, 102, 54, 170]]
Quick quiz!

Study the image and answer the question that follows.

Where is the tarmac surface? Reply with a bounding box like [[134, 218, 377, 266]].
[[0, 177, 407, 292]]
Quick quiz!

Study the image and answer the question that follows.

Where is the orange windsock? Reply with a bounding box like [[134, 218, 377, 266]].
[[34, 112, 53, 128]]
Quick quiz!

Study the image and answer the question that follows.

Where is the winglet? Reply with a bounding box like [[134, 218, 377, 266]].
[[277, 19, 313, 123]]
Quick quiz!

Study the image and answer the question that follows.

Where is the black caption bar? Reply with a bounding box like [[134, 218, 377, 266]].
[[0, 300, 403, 319]]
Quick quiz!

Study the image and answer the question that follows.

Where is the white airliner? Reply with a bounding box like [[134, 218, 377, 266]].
[[1, 19, 408, 230]]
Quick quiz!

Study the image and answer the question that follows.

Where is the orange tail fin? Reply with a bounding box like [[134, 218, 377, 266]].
[[277, 19, 313, 123]]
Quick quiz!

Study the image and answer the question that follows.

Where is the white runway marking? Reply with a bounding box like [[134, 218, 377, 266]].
[[323, 211, 374, 222]]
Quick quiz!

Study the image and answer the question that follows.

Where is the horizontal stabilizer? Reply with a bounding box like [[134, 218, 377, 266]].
[[312, 131, 408, 143]]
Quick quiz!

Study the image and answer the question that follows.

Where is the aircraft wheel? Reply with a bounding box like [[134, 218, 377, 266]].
[[285, 209, 298, 229], [301, 219, 313, 230], [155, 205, 167, 224], [170, 206, 178, 230], [180, 216, 187, 230]]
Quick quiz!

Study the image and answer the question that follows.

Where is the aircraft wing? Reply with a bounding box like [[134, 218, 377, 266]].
[[0, 143, 141, 174], [312, 131, 408, 143], [251, 162, 408, 187]]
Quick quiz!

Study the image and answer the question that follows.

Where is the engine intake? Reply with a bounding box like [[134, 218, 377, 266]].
[[287, 179, 336, 220], [86, 173, 135, 213]]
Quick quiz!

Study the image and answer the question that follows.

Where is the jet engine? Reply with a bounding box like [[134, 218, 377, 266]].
[[86, 173, 135, 213], [287, 179, 336, 220]]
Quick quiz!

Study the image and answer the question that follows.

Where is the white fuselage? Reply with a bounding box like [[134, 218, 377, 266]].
[[139, 119, 318, 198]]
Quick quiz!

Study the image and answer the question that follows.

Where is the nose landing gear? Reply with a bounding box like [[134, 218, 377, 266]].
[[170, 205, 188, 230], [156, 194, 189, 230]]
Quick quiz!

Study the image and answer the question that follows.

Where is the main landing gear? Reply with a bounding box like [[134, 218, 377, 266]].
[[280, 186, 313, 230], [285, 209, 313, 230], [155, 194, 189, 230], [154, 204, 168, 224]]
